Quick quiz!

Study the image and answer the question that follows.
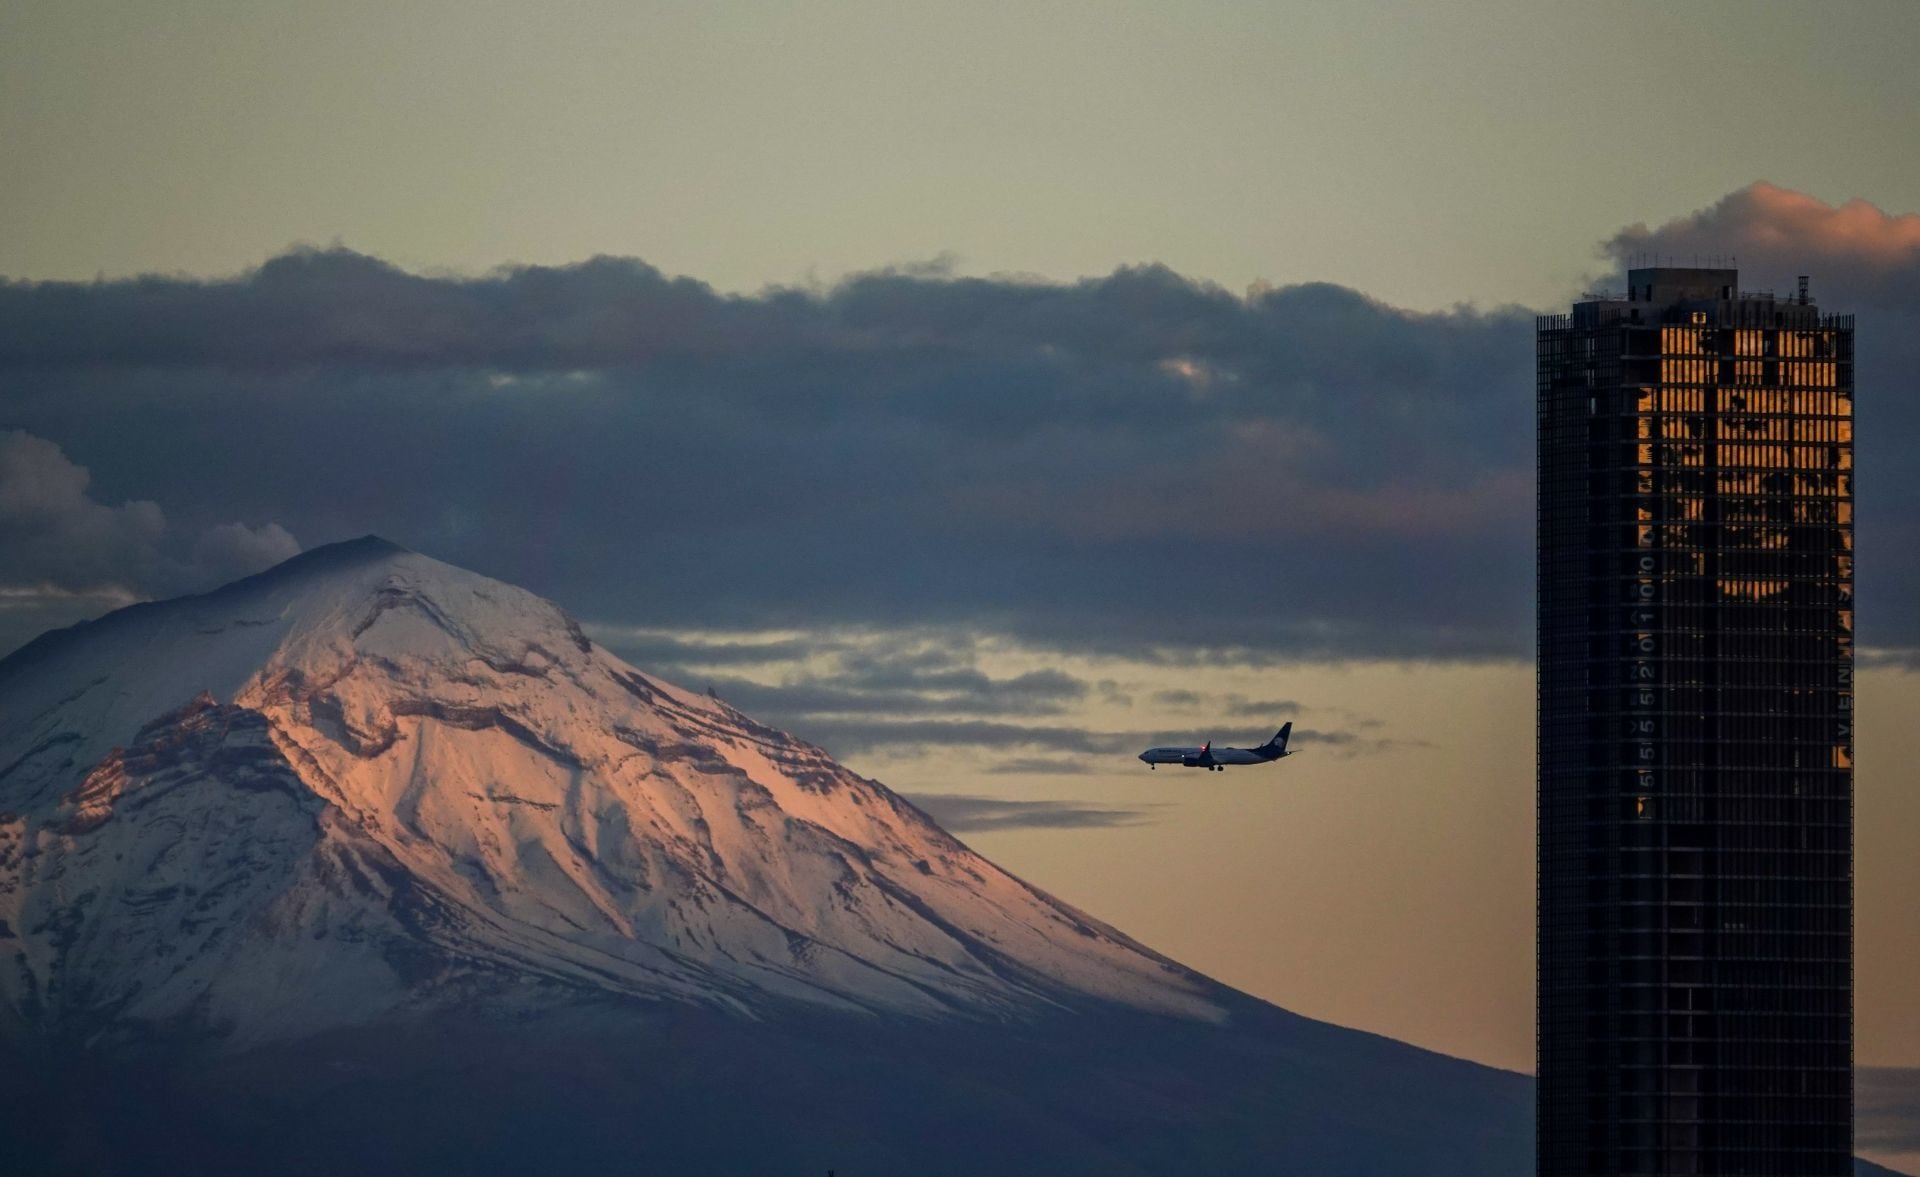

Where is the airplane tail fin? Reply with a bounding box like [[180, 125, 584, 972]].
[[1265, 723, 1293, 757]]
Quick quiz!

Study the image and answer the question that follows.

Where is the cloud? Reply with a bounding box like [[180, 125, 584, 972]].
[[698, 667, 1089, 721], [587, 625, 1091, 725], [1859, 647, 1920, 673], [0, 430, 300, 655], [0, 583, 141, 612], [981, 758, 1098, 776], [1223, 697, 1302, 718], [190, 520, 301, 586], [899, 792, 1158, 832], [581, 627, 829, 669], [6, 185, 1917, 661], [0, 429, 169, 592], [1858, 1067, 1920, 1160], [786, 719, 1134, 757], [1295, 727, 1428, 759], [1605, 183, 1920, 297], [0, 249, 785, 370], [1149, 689, 1302, 718], [0, 248, 1536, 663]]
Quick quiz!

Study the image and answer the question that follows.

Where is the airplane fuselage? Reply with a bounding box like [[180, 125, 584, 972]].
[[1137, 724, 1294, 771], [1138, 746, 1282, 768]]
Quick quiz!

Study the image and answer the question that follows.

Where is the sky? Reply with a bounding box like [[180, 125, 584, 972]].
[[2, 1, 1918, 1147]]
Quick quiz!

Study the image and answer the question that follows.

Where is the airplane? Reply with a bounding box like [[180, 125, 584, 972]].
[[1137, 723, 1294, 771]]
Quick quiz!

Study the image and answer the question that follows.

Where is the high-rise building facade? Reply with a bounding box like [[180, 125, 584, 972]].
[[1537, 268, 1854, 1176]]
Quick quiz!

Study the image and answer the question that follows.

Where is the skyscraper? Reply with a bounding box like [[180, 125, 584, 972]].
[[1536, 268, 1853, 1176]]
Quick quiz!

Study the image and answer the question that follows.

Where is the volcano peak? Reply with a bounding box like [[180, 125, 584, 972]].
[[0, 543, 1218, 1047]]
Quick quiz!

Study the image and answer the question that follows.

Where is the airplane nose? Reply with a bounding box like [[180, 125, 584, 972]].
[[1136, 752, 1148, 762]]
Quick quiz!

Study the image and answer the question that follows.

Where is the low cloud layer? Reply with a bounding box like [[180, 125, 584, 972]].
[[0, 248, 1535, 663], [2, 180, 1916, 662], [1606, 183, 1920, 299], [587, 624, 1379, 764], [899, 792, 1158, 833], [1858, 1067, 1920, 1170], [0, 429, 169, 593], [0, 430, 297, 653]]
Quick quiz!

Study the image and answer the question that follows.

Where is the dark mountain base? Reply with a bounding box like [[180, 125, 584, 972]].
[[2, 995, 1530, 1177], [3, 999, 1901, 1175]]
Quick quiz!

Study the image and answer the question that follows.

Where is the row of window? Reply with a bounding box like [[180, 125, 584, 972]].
[[1629, 523, 1854, 546], [1596, 799, 1851, 831], [1606, 861, 1851, 885], [1654, 359, 1844, 388], [1577, 1146, 1849, 1175], [1578, 1035, 1851, 1066], [1561, 1060, 1852, 1077], [1574, 633, 1851, 653], [1598, 451, 1854, 488], [1608, 889, 1852, 914], [1590, 1013, 1849, 1039], [1603, 941, 1850, 964], [1588, 663, 1853, 684], [1601, 641, 1853, 662], [1614, 560, 1854, 586], [1624, 502, 1852, 524], [1594, 627, 1852, 643], [1655, 327, 1845, 360], [1597, 735, 1850, 755], [1582, 551, 1855, 569], [1629, 386, 1851, 415], [1566, 998, 1850, 1029], [1633, 415, 1853, 443], [1597, 823, 1849, 853], [1628, 441, 1853, 471], [1600, 635, 1851, 655], [1569, 568, 1854, 589], [1602, 849, 1845, 875], [1581, 770, 1853, 789], [1591, 1069, 1851, 1097], [1564, 689, 1853, 710], [1588, 759, 1851, 778], [1607, 472, 1855, 498], [1592, 962, 1850, 989], [1543, 721, 1843, 737], [1596, 988, 1851, 1016], [1593, 475, 1856, 503], [1586, 834, 1851, 859], [1591, 747, 1851, 769]]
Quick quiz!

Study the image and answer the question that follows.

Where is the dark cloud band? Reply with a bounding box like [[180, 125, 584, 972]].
[[0, 250, 1534, 662], [4, 182, 1917, 661], [898, 792, 1158, 833]]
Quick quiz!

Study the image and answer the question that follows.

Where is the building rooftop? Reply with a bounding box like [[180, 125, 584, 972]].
[[1554, 266, 1846, 330]]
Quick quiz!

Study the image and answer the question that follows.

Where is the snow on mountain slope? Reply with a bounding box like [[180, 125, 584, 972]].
[[0, 538, 1218, 1045]]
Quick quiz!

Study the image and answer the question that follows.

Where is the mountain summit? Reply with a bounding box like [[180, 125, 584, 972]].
[[0, 537, 1215, 1043], [0, 540, 1532, 1176]]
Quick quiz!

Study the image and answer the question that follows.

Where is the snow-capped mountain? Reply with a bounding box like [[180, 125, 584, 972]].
[[0, 537, 1219, 1046]]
